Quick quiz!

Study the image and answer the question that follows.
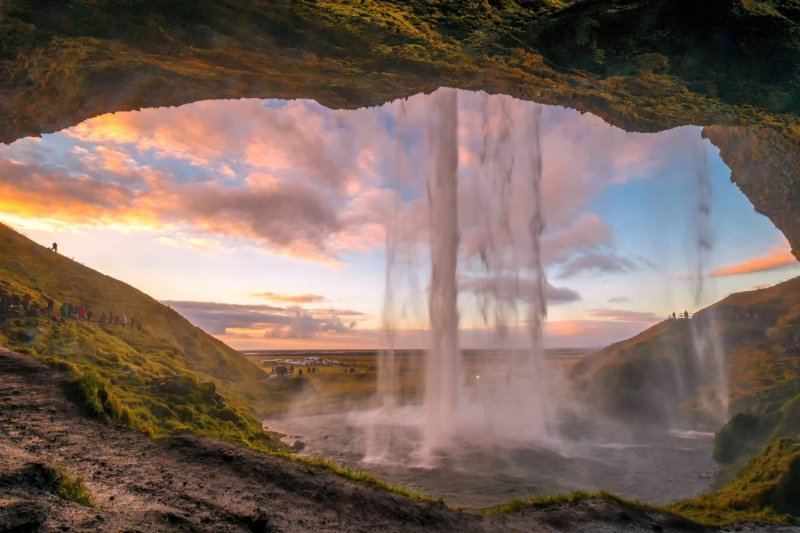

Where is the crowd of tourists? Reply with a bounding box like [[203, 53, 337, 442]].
[[0, 288, 142, 331], [0, 290, 51, 318]]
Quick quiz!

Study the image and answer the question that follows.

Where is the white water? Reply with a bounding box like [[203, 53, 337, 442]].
[[423, 88, 461, 455], [366, 89, 554, 464], [688, 140, 730, 424]]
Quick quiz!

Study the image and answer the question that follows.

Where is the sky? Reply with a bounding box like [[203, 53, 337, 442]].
[[1, 89, 798, 350]]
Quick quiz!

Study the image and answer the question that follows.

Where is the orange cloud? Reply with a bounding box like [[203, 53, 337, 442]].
[[710, 249, 798, 277], [252, 291, 327, 304]]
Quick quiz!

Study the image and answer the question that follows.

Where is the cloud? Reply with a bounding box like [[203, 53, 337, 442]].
[[0, 89, 707, 270], [170, 181, 343, 257], [459, 276, 581, 305], [710, 249, 798, 277], [543, 319, 651, 348], [558, 251, 638, 278], [587, 309, 661, 322], [607, 296, 630, 303], [163, 300, 363, 338], [264, 307, 353, 339], [541, 213, 613, 264], [251, 291, 328, 304]]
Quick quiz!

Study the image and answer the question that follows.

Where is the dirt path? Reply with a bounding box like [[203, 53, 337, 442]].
[[0, 347, 784, 532]]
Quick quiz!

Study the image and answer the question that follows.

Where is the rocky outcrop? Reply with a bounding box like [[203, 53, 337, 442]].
[[703, 126, 800, 258]]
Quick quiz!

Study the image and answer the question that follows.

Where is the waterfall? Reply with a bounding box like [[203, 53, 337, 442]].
[[689, 139, 730, 425], [368, 88, 553, 464], [422, 88, 461, 456]]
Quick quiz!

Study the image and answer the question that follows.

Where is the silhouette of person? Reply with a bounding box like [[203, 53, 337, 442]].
[[52, 242, 58, 253], [684, 310, 689, 319], [672, 312, 676, 320]]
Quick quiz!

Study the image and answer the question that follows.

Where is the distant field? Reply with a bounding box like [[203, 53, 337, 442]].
[[245, 349, 590, 417]]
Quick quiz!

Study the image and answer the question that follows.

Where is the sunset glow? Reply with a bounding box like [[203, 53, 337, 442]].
[[2, 93, 798, 349]]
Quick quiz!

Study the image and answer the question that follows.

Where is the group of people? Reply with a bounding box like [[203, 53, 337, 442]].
[[669, 310, 691, 320], [0, 289, 53, 318], [59, 301, 143, 330], [99, 312, 143, 331], [59, 301, 92, 321], [1, 288, 143, 332]]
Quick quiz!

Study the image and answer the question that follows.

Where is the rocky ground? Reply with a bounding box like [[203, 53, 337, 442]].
[[0, 347, 795, 532]]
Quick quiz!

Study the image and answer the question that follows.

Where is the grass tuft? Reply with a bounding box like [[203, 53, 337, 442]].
[[46, 465, 94, 507]]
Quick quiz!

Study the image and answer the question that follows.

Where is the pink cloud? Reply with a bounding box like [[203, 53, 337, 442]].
[[710, 246, 798, 277], [586, 309, 661, 322], [1, 90, 706, 270]]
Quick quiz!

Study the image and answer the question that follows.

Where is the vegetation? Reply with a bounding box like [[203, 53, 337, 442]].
[[1, 1, 799, 523], [0, 222, 285, 452], [572, 276, 800, 525], [3, 221, 800, 525], [0, 222, 444, 504], [669, 438, 800, 526], [1, 0, 799, 147], [572, 277, 800, 425], [45, 465, 94, 507], [475, 489, 654, 516]]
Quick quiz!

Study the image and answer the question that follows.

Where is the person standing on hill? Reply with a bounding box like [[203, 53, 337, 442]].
[[51, 242, 58, 253], [46, 297, 54, 316], [78, 304, 86, 320]]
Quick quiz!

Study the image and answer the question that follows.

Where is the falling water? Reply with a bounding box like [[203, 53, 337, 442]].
[[688, 139, 729, 424], [459, 93, 552, 442], [422, 88, 461, 455], [368, 88, 553, 464]]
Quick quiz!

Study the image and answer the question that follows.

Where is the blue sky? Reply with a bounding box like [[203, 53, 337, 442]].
[[1, 90, 797, 349]]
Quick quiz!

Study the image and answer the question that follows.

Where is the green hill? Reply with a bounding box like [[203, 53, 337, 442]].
[[572, 276, 800, 428], [571, 276, 800, 523], [0, 222, 284, 451]]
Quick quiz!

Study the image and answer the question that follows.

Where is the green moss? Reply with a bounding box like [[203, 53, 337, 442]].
[[46, 465, 94, 507], [670, 438, 800, 526], [475, 489, 653, 516], [2, 0, 800, 147]]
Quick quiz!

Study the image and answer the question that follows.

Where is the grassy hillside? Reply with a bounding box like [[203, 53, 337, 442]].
[[0, 222, 284, 451], [670, 437, 800, 525], [572, 276, 800, 523], [2, 221, 799, 524], [572, 276, 800, 426]]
